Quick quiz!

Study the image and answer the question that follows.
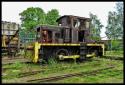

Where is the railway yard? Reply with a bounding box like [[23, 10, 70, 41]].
[[2, 15, 123, 83], [2, 52, 123, 83]]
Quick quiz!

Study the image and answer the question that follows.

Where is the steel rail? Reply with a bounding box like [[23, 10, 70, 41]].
[[27, 66, 115, 83]]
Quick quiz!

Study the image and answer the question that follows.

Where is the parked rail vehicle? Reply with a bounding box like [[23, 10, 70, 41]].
[[2, 21, 20, 57], [27, 15, 105, 63]]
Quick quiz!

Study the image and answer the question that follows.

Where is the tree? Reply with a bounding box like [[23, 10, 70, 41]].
[[115, 2, 123, 39], [105, 2, 123, 40], [19, 7, 46, 31], [105, 11, 118, 40], [46, 9, 60, 25], [89, 13, 103, 41], [105, 2, 123, 50]]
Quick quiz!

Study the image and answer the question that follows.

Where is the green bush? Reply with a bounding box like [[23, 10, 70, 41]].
[[48, 58, 58, 66], [108, 40, 123, 51]]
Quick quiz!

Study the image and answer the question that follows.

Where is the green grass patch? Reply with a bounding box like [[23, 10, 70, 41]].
[[2, 57, 123, 83], [105, 51, 123, 56], [56, 66, 123, 83]]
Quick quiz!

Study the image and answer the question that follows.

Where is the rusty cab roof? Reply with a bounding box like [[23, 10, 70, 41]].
[[35, 25, 70, 32], [56, 15, 91, 22]]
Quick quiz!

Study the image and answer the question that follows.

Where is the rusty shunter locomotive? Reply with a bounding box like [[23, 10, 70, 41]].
[[28, 15, 105, 63]]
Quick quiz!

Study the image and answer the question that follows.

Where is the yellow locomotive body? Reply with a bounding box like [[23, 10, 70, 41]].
[[31, 42, 104, 63]]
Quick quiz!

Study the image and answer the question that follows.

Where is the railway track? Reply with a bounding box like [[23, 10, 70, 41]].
[[2, 58, 99, 71], [2, 61, 99, 78], [2, 55, 122, 78], [2, 58, 31, 65], [2, 57, 123, 83], [2, 61, 32, 65], [2, 55, 122, 65], [17, 64, 91, 78], [2, 67, 17, 72], [2, 56, 122, 77], [27, 66, 115, 83], [2, 57, 25, 60], [2, 64, 86, 77]]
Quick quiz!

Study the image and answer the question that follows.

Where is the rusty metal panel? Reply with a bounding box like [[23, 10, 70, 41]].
[[71, 28, 78, 43], [64, 28, 70, 43]]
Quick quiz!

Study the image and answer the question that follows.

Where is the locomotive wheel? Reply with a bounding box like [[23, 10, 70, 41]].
[[55, 49, 69, 59]]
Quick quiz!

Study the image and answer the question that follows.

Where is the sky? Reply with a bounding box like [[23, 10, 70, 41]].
[[2, 2, 118, 40]]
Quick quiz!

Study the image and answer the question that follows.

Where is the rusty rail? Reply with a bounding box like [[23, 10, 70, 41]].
[[27, 66, 115, 83]]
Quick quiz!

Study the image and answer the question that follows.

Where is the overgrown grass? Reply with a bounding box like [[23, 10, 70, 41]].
[[55, 59, 123, 83], [2, 62, 23, 79], [2, 61, 41, 80], [3, 61, 25, 69], [56, 67, 123, 83], [2, 56, 123, 83], [105, 51, 123, 56], [48, 58, 58, 66], [29, 58, 123, 83]]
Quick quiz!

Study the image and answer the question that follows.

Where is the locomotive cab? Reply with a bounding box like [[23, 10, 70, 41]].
[[56, 15, 91, 43]]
